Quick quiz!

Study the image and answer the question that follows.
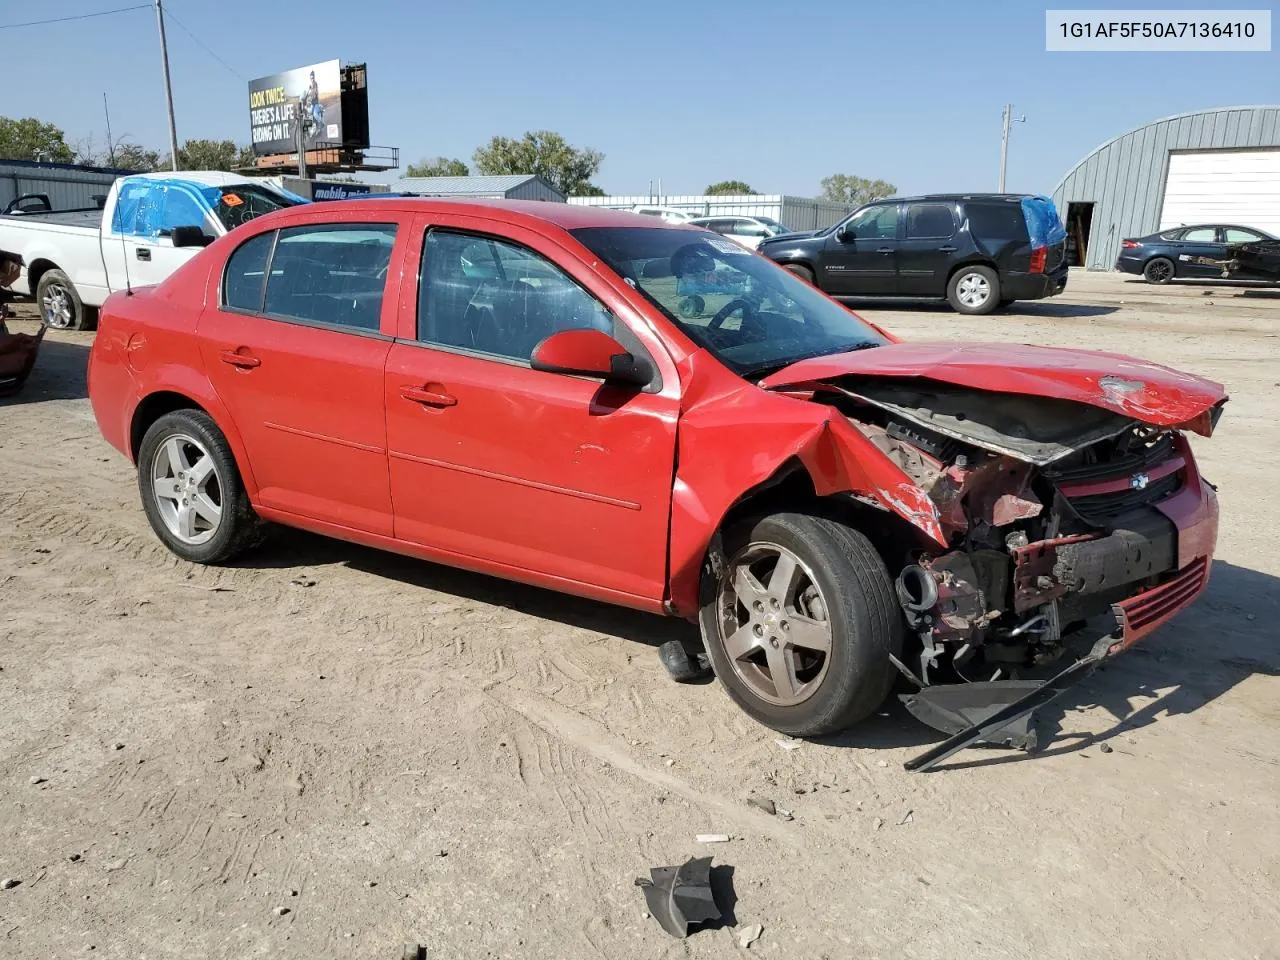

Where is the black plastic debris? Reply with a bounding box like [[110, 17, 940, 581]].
[[636, 856, 722, 938], [657, 641, 713, 683]]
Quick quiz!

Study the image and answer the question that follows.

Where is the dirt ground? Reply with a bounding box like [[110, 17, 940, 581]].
[[2, 270, 1278, 960]]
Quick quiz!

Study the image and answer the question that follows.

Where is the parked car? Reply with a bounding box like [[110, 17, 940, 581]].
[[0, 171, 304, 330], [87, 200, 1223, 740], [758, 194, 1068, 315], [1116, 224, 1276, 283], [687, 215, 791, 250], [629, 205, 698, 223]]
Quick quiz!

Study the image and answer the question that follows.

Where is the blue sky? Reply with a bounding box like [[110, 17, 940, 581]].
[[4, 0, 1277, 195]]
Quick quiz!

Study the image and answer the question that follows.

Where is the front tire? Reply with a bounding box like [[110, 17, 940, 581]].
[[137, 409, 264, 564], [699, 513, 902, 736], [947, 265, 999, 314], [36, 269, 94, 331], [1143, 256, 1175, 284]]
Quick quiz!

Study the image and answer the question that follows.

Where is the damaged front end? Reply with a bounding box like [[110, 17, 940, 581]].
[[811, 375, 1223, 765]]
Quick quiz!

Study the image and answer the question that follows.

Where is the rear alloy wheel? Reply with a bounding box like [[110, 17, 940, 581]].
[[137, 409, 264, 563], [699, 513, 901, 736], [947, 265, 999, 315], [36, 269, 93, 330], [1143, 257, 1175, 284]]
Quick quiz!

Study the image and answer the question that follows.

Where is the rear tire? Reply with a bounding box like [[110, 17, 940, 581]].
[[36, 269, 94, 331], [137, 409, 264, 564], [784, 263, 815, 285], [947, 265, 999, 315], [1143, 256, 1175, 284], [699, 513, 902, 736]]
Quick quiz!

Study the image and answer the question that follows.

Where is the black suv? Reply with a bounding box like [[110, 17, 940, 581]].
[[758, 194, 1068, 315]]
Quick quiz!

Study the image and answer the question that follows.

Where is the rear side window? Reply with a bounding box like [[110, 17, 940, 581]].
[[223, 232, 275, 311], [966, 203, 1029, 242], [906, 203, 955, 239], [261, 224, 397, 332]]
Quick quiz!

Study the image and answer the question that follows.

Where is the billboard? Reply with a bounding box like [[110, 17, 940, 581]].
[[249, 60, 343, 157]]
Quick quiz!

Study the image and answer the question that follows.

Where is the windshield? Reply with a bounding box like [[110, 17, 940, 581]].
[[571, 226, 885, 377], [213, 184, 303, 232]]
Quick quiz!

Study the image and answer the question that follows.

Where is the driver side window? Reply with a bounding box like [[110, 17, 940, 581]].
[[845, 204, 899, 241]]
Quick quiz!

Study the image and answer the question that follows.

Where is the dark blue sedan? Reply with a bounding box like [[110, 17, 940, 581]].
[[1116, 224, 1275, 283]]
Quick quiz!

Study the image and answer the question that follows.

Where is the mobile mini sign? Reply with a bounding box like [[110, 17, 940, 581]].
[[248, 60, 344, 157]]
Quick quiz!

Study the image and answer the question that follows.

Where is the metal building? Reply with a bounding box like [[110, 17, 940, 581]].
[[1051, 105, 1280, 270], [568, 193, 855, 232], [0, 158, 129, 212], [392, 174, 564, 203]]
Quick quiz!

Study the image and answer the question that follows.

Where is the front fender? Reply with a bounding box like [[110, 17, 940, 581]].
[[665, 350, 946, 616]]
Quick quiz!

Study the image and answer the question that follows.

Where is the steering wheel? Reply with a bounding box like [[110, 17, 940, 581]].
[[708, 298, 755, 331]]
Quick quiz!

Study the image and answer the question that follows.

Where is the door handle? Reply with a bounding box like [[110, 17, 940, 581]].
[[135, 247, 151, 262], [220, 349, 261, 369], [938, 246, 958, 252], [400, 385, 457, 408], [876, 247, 893, 254]]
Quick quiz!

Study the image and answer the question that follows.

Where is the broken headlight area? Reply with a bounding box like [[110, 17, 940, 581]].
[[831, 385, 1201, 745]]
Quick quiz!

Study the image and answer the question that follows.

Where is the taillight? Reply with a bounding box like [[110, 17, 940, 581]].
[[1121, 239, 1142, 249], [1029, 246, 1047, 274]]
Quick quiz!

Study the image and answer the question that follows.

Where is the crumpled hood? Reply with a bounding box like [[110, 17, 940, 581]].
[[759, 341, 1227, 435]]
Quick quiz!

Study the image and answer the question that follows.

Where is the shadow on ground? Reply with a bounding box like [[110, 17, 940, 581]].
[[846, 299, 1118, 318], [0, 333, 90, 404]]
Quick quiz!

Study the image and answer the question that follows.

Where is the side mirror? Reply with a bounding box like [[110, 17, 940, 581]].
[[171, 225, 214, 249], [530, 329, 651, 388], [834, 227, 853, 243]]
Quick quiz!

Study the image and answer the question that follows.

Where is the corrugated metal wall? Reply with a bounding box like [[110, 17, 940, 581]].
[[0, 161, 121, 212], [1051, 106, 1280, 270], [567, 194, 854, 231], [507, 179, 566, 203]]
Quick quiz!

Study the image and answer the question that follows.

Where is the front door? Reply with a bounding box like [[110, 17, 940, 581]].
[[896, 202, 959, 295], [197, 221, 401, 535], [818, 202, 902, 295], [102, 179, 205, 292], [384, 215, 679, 604]]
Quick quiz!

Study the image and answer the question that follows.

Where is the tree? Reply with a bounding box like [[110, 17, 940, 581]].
[[111, 141, 162, 172], [169, 139, 254, 172], [472, 130, 602, 196], [574, 183, 606, 197], [406, 156, 469, 178], [0, 116, 75, 163], [705, 180, 755, 195], [819, 174, 897, 206]]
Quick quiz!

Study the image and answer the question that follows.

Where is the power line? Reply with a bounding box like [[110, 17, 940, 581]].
[[162, 6, 244, 80], [0, 4, 151, 29]]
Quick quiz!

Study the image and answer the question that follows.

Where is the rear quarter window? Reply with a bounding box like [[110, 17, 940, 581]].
[[966, 203, 1029, 243]]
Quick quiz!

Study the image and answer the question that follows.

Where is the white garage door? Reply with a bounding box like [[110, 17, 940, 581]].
[[1160, 148, 1280, 236]]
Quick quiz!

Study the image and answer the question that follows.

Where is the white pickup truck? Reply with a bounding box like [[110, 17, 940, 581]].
[[0, 172, 304, 330]]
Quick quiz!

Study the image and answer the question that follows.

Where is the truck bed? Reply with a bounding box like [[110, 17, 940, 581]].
[[1, 209, 103, 231]]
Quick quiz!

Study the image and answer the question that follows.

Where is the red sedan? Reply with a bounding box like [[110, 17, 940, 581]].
[[87, 199, 1225, 739]]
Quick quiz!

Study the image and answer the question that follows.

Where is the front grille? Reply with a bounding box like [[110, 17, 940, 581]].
[[1065, 472, 1181, 526], [1045, 432, 1176, 486]]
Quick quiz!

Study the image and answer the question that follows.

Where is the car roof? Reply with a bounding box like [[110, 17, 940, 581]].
[[278, 197, 705, 231], [120, 170, 267, 189], [871, 193, 1036, 204]]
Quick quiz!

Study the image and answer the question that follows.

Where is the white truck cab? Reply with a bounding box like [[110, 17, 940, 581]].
[[0, 172, 304, 329]]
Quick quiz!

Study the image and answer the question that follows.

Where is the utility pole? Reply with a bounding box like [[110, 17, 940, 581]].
[[295, 102, 309, 181], [998, 104, 1025, 193], [155, 0, 179, 171]]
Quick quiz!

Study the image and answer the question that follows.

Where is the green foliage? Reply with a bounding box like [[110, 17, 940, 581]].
[[473, 130, 603, 196], [574, 183, 606, 196], [406, 156, 469, 178], [819, 174, 897, 206], [0, 116, 75, 163], [110, 142, 163, 172], [705, 180, 755, 195], [170, 139, 255, 172]]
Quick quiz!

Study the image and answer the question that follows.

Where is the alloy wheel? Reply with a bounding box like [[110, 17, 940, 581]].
[[41, 284, 73, 329], [1146, 259, 1173, 282], [956, 273, 991, 308], [150, 434, 223, 546], [716, 542, 833, 706]]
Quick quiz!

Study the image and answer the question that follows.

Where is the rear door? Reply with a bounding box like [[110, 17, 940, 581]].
[[198, 219, 403, 534], [383, 213, 680, 604], [1176, 226, 1227, 277], [896, 202, 958, 295], [818, 203, 902, 294]]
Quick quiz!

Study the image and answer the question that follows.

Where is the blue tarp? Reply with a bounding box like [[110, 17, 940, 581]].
[[1022, 195, 1067, 249]]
